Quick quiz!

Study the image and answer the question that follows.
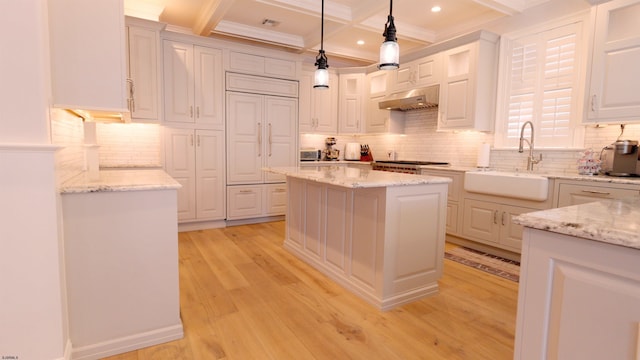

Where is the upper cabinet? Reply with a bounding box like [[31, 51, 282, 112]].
[[49, 0, 128, 113], [366, 70, 404, 133], [125, 17, 165, 122], [338, 72, 366, 134], [438, 32, 499, 131], [585, 0, 640, 123], [299, 69, 338, 133], [227, 51, 298, 80], [163, 40, 224, 129], [390, 54, 442, 92]]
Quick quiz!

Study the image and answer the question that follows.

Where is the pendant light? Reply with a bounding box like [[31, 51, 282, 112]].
[[379, 0, 399, 70], [314, 0, 329, 89]]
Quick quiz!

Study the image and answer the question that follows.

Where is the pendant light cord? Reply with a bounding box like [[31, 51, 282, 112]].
[[320, 0, 324, 51]]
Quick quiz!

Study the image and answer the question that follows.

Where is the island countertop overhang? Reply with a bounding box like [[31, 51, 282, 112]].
[[264, 166, 452, 188]]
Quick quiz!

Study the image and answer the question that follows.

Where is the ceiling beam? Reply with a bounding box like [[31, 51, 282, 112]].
[[192, 0, 235, 36]]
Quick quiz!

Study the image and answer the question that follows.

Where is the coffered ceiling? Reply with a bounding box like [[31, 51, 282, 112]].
[[124, 0, 557, 66]]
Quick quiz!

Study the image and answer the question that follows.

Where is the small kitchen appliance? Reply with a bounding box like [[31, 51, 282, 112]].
[[344, 142, 360, 160], [300, 149, 321, 161], [600, 125, 640, 176], [323, 137, 340, 161]]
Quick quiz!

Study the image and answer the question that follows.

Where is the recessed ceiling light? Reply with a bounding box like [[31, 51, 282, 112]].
[[357, 40, 365, 45], [431, 6, 441, 13]]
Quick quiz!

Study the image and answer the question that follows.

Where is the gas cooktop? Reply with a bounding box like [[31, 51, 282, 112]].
[[374, 160, 450, 166]]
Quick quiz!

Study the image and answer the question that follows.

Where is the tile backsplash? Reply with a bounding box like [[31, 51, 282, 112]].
[[300, 108, 640, 174]]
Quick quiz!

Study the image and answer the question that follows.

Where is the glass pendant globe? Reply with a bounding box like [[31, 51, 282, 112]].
[[379, 40, 399, 70], [313, 68, 329, 89]]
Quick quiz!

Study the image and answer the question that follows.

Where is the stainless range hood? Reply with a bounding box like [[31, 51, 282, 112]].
[[378, 85, 439, 111]]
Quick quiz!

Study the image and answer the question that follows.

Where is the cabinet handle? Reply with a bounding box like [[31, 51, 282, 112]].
[[274, 188, 286, 193], [197, 135, 200, 147], [591, 94, 596, 112], [239, 190, 253, 194], [501, 212, 506, 226], [196, 106, 200, 118], [581, 189, 610, 195], [268, 123, 272, 157], [190, 134, 194, 146], [257, 122, 262, 156], [126, 78, 135, 112], [493, 210, 498, 224], [190, 106, 194, 118]]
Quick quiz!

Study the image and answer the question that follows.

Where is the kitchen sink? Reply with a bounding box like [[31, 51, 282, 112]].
[[464, 170, 549, 201]]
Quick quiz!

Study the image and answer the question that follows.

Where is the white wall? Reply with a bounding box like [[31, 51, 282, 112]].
[[0, 1, 69, 359]]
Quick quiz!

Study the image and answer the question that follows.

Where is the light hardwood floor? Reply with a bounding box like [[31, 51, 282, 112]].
[[104, 221, 519, 360]]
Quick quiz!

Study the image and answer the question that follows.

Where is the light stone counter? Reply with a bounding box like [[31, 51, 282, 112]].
[[60, 169, 181, 193], [513, 197, 640, 250], [265, 166, 452, 188]]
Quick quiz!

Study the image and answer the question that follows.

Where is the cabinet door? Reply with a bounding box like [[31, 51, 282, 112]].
[[127, 26, 159, 121], [462, 198, 500, 244], [587, 0, 640, 122], [163, 40, 194, 123], [193, 46, 224, 128], [338, 73, 364, 133], [314, 73, 339, 133], [226, 92, 264, 184], [49, 0, 127, 112], [499, 205, 535, 250], [298, 71, 315, 132], [164, 128, 196, 221], [195, 130, 225, 220], [414, 54, 442, 87], [265, 96, 297, 183], [439, 44, 477, 130]]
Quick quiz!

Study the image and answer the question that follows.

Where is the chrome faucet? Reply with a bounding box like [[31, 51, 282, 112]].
[[518, 121, 542, 171]]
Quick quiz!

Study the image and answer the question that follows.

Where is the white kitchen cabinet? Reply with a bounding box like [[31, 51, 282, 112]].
[[226, 183, 287, 220], [515, 227, 640, 359], [390, 54, 442, 92], [438, 33, 498, 131], [299, 69, 338, 133], [49, 0, 128, 113], [585, 0, 640, 123], [338, 72, 366, 134], [462, 198, 536, 252], [227, 51, 298, 79], [226, 74, 297, 220], [164, 128, 225, 222], [226, 91, 297, 184], [163, 40, 224, 128], [366, 70, 404, 133], [554, 179, 640, 207], [422, 169, 463, 235], [125, 17, 164, 122]]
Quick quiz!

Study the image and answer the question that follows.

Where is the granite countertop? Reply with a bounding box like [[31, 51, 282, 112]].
[[266, 166, 452, 188], [60, 169, 181, 193], [514, 197, 640, 250]]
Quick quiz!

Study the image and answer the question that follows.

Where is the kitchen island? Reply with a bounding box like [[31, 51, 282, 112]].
[[60, 169, 183, 359], [266, 166, 451, 310], [513, 197, 640, 360]]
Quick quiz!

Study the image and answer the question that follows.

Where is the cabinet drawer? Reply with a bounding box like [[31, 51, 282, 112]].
[[556, 183, 640, 207], [226, 72, 298, 97], [266, 184, 287, 216], [227, 185, 264, 220]]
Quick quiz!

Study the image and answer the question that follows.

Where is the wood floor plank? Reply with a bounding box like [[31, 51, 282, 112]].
[[103, 221, 518, 360]]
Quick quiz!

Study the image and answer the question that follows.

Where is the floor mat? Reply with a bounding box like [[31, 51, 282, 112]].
[[445, 246, 520, 282]]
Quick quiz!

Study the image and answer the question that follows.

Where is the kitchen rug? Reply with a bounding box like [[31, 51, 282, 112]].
[[444, 246, 520, 282]]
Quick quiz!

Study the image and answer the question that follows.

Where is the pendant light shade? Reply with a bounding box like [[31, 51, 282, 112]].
[[314, 0, 329, 89], [379, 0, 399, 70]]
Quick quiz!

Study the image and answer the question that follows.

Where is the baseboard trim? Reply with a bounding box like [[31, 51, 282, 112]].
[[70, 322, 184, 360]]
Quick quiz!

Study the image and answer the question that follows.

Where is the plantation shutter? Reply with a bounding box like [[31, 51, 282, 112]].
[[502, 22, 583, 148]]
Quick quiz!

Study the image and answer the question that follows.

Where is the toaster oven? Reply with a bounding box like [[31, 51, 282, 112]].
[[300, 149, 321, 161]]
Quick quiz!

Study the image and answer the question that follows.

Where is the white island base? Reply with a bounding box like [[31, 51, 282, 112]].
[[283, 175, 448, 310]]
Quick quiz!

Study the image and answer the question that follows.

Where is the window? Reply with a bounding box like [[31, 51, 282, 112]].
[[495, 19, 587, 149]]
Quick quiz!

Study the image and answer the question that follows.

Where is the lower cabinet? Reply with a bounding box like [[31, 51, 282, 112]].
[[422, 169, 463, 236], [164, 128, 225, 222], [226, 183, 287, 220], [555, 179, 640, 207], [462, 199, 537, 252], [515, 227, 640, 359]]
